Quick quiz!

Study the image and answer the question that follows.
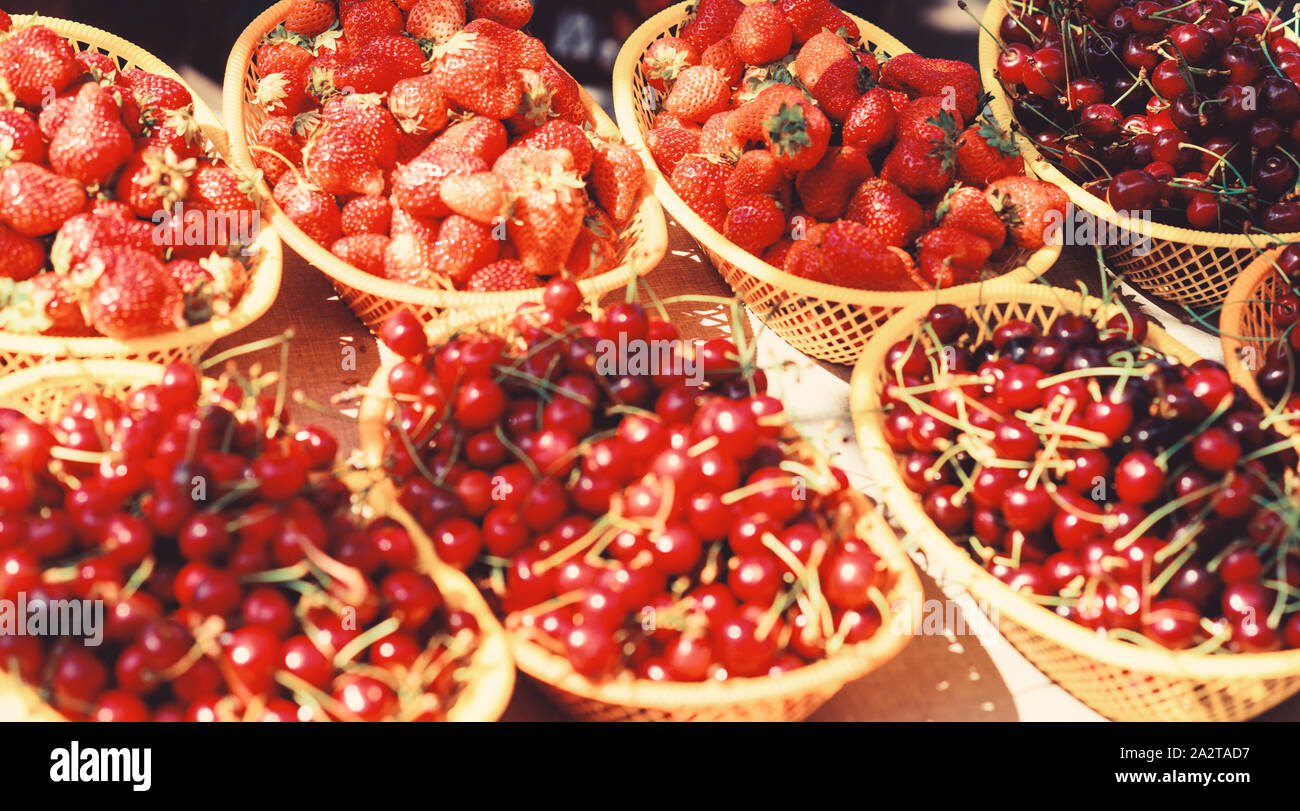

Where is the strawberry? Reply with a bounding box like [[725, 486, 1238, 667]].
[[432, 214, 500, 284], [506, 69, 554, 134], [38, 95, 76, 141], [304, 126, 384, 196], [332, 234, 391, 276], [809, 219, 918, 291], [762, 96, 830, 173], [171, 255, 250, 320], [842, 87, 897, 155], [985, 176, 1069, 250], [0, 110, 46, 167], [669, 153, 732, 230], [937, 185, 1006, 250], [642, 37, 701, 94], [0, 26, 79, 108], [698, 111, 744, 159], [51, 211, 160, 274], [141, 109, 207, 162], [780, 0, 834, 44], [79, 247, 186, 338], [724, 193, 786, 253], [508, 165, 587, 275], [663, 65, 731, 124], [433, 116, 509, 165], [880, 136, 954, 199], [466, 260, 537, 292], [680, 0, 745, 53], [256, 37, 315, 79], [700, 37, 744, 86], [75, 50, 120, 82], [188, 160, 257, 212], [815, 4, 860, 42], [406, 0, 464, 42], [494, 145, 575, 186], [796, 144, 874, 220], [396, 129, 435, 163], [955, 118, 1024, 188], [724, 148, 785, 209], [918, 226, 992, 287], [115, 147, 192, 218], [731, 2, 794, 66], [334, 35, 427, 96], [845, 178, 925, 248], [427, 30, 523, 120], [540, 60, 585, 125], [589, 140, 644, 223], [384, 210, 440, 286], [792, 30, 851, 89], [879, 53, 982, 122], [285, 0, 338, 37], [32, 271, 93, 335], [392, 147, 489, 217], [727, 82, 802, 146], [646, 126, 700, 176], [322, 92, 400, 168], [895, 97, 963, 145], [342, 0, 403, 46], [464, 18, 547, 73], [762, 237, 794, 269], [274, 174, 343, 246], [0, 224, 43, 280], [0, 162, 88, 237], [514, 119, 594, 176], [252, 115, 306, 184], [567, 205, 617, 276], [467, 0, 534, 29], [389, 74, 450, 136], [0, 10, 10, 33], [49, 83, 134, 186], [782, 220, 830, 282], [117, 69, 193, 113], [342, 195, 393, 235], [439, 171, 507, 225], [255, 67, 313, 116]]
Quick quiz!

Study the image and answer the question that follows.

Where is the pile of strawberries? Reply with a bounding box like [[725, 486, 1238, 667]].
[[249, 0, 645, 293], [0, 11, 260, 339], [644, 0, 1069, 290]]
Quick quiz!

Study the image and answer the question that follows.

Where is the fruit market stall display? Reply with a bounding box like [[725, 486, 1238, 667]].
[[223, 0, 667, 339], [357, 282, 923, 720], [1221, 243, 1300, 431], [851, 281, 1300, 721], [0, 13, 282, 374], [0, 357, 514, 721], [980, 0, 1300, 309], [613, 0, 1063, 367]]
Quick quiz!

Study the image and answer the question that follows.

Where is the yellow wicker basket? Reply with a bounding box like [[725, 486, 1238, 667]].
[[222, 0, 668, 338], [0, 15, 283, 374], [850, 281, 1300, 721], [612, 1, 1061, 368], [0, 359, 514, 722], [980, 0, 1300, 310], [357, 309, 924, 721], [1221, 248, 1299, 423]]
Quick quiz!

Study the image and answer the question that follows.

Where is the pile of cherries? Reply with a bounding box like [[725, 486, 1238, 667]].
[[0, 362, 481, 721], [374, 278, 899, 682], [992, 0, 1300, 231], [880, 299, 1300, 652]]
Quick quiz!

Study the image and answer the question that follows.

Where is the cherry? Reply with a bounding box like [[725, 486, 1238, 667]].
[[650, 523, 703, 575], [715, 615, 778, 678], [1191, 427, 1241, 472], [379, 309, 428, 359], [665, 634, 713, 681], [1114, 450, 1165, 504], [1024, 48, 1066, 97], [924, 485, 973, 534], [564, 625, 620, 679], [820, 543, 881, 610], [1142, 599, 1200, 650]]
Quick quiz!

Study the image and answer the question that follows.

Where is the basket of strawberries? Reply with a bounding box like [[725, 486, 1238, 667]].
[[0, 356, 514, 722], [979, 0, 1300, 309], [357, 283, 923, 721], [851, 281, 1300, 721], [0, 12, 282, 374], [1221, 243, 1300, 432], [222, 0, 667, 338], [612, 0, 1063, 367]]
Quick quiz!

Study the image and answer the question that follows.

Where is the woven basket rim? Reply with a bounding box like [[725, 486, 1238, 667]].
[[0, 14, 283, 359], [611, 1, 1064, 305], [1220, 247, 1300, 435], [0, 359, 515, 722], [979, 1, 1300, 250], [850, 279, 1300, 681], [221, 0, 668, 313]]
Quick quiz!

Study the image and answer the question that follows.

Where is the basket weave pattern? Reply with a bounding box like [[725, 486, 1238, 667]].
[[0, 15, 283, 375], [222, 0, 667, 338], [1221, 249, 1299, 424], [851, 281, 1300, 721]]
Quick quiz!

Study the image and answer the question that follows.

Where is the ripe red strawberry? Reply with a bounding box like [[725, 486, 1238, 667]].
[[727, 82, 802, 146], [79, 247, 186, 338], [49, 83, 134, 186], [842, 87, 897, 155], [780, 0, 835, 44], [985, 176, 1069, 250], [439, 171, 507, 225], [0, 26, 80, 108], [427, 30, 523, 119], [141, 109, 206, 162], [698, 110, 744, 159], [0, 110, 46, 166], [815, 4, 860, 42], [514, 119, 595, 176], [506, 68, 553, 133], [256, 38, 315, 79], [669, 153, 732, 230], [724, 148, 785, 209], [304, 126, 384, 196], [396, 128, 435, 163], [170, 255, 249, 318], [406, 0, 464, 42], [567, 204, 617, 276], [809, 57, 866, 123], [433, 116, 509, 164], [0, 10, 10, 33], [937, 186, 1006, 250], [384, 209, 441, 286], [880, 53, 982, 122], [468, 0, 534, 29], [782, 220, 830, 282], [845, 178, 925, 248], [493, 145, 575, 186], [0, 162, 88, 236], [75, 50, 119, 82], [508, 167, 587, 275], [589, 141, 644, 223], [392, 148, 489, 217], [273, 174, 343, 246], [188, 160, 257, 212], [731, 2, 794, 66], [894, 98, 964, 147], [342, 0, 403, 46], [955, 119, 1024, 188], [762, 237, 794, 269], [255, 67, 313, 115], [322, 92, 400, 169], [38, 94, 76, 141], [792, 30, 851, 89], [51, 211, 160, 273], [809, 219, 918, 291], [285, 0, 338, 37], [464, 18, 547, 73], [0, 223, 43, 280], [540, 60, 585, 125], [663, 65, 731, 124], [723, 193, 786, 253], [388, 74, 449, 136], [115, 148, 192, 218], [646, 126, 700, 176], [762, 96, 830, 172], [334, 35, 427, 96], [342, 195, 393, 235], [680, 0, 744, 52], [642, 37, 701, 94], [796, 144, 875, 220], [117, 69, 193, 113], [700, 37, 744, 86], [332, 234, 391, 276], [466, 260, 537, 292], [252, 115, 306, 184], [23, 272, 92, 335], [881, 136, 955, 199], [918, 226, 992, 287], [432, 214, 500, 284]]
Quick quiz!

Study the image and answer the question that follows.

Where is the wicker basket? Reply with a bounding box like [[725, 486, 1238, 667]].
[[0, 15, 283, 374], [850, 280, 1300, 721], [222, 0, 668, 339], [611, 1, 1061, 368], [0, 359, 514, 722], [1221, 248, 1300, 424], [980, 1, 1300, 310], [357, 311, 924, 722]]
